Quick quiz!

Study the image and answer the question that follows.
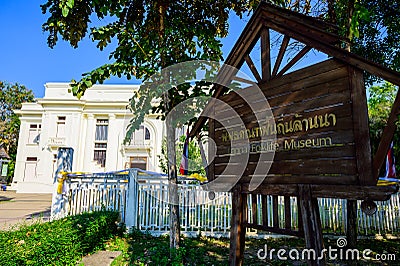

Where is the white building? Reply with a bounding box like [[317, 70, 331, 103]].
[[13, 83, 166, 193]]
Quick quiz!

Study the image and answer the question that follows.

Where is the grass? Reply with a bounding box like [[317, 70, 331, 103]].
[[104, 231, 400, 265]]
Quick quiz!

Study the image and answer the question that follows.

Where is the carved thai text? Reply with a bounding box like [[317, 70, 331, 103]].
[[221, 112, 337, 142]]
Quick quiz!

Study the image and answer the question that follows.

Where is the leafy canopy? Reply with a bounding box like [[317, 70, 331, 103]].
[[368, 82, 399, 174], [41, 0, 258, 97]]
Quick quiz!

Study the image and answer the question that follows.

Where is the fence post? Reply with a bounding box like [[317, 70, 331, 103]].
[[50, 175, 70, 220], [125, 169, 139, 229]]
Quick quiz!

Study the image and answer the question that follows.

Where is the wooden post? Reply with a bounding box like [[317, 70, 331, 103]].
[[346, 199, 357, 264], [298, 185, 325, 266], [284, 196, 292, 229], [229, 185, 246, 266], [262, 195, 268, 226]]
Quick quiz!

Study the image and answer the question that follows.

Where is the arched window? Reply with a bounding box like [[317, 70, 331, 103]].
[[132, 125, 151, 144]]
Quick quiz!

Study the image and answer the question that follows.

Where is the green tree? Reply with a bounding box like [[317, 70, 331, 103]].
[[41, 0, 259, 251], [0, 82, 35, 183], [368, 81, 399, 175]]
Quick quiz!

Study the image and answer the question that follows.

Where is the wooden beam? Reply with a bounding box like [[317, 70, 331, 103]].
[[261, 14, 400, 86], [298, 185, 326, 266], [244, 54, 262, 82], [243, 183, 398, 201], [272, 35, 290, 77], [373, 86, 400, 179], [231, 76, 257, 85], [260, 2, 340, 41], [276, 45, 312, 78], [261, 28, 271, 81], [346, 200, 358, 250], [245, 223, 303, 237], [188, 13, 264, 138], [348, 66, 374, 185], [229, 185, 246, 266]]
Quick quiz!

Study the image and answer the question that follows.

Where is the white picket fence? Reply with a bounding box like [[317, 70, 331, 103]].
[[51, 169, 400, 236]]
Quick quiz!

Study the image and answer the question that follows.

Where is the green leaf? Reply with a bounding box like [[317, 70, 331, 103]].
[[62, 6, 69, 17], [66, 0, 74, 9], [84, 80, 92, 88]]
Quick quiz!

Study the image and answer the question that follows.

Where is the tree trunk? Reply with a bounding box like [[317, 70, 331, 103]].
[[156, 0, 180, 252], [167, 120, 180, 250], [344, 1, 357, 258], [344, 0, 355, 51]]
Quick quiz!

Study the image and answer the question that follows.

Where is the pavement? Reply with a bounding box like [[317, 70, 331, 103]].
[[0, 190, 122, 266], [0, 190, 52, 230], [78, 251, 122, 266]]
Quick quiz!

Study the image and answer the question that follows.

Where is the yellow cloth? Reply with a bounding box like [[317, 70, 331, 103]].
[[56, 171, 69, 194], [188, 173, 207, 183]]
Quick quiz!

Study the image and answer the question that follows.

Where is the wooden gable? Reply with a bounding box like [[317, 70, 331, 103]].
[[190, 2, 400, 198]]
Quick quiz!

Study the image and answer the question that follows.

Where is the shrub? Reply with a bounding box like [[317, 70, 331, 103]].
[[0, 210, 122, 266]]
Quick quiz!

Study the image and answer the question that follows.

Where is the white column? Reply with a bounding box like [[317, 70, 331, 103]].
[[83, 114, 95, 171], [106, 114, 118, 171]]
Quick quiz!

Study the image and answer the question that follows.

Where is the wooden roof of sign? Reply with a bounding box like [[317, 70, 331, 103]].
[[190, 2, 400, 200]]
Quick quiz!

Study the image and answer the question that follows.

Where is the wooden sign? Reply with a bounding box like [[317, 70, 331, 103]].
[[209, 59, 374, 188]]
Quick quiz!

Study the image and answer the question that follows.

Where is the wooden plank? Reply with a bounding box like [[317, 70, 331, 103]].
[[215, 144, 355, 162], [214, 105, 354, 137], [192, 60, 347, 139], [272, 35, 290, 77], [348, 66, 374, 185], [217, 174, 358, 186], [244, 54, 262, 82], [284, 196, 291, 229], [298, 184, 326, 265], [217, 62, 348, 110], [229, 185, 246, 266], [243, 183, 398, 201], [263, 59, 346, 89], [272, 195, 279, 228], [261, 28, 271, 81], [215, 157, 358, 176], [215, 75, 350, 117], [276, 46, 312, 78], [245, 222, 303, 237]]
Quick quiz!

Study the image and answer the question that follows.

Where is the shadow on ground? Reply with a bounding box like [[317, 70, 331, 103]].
[[0, 195, 14, 202]]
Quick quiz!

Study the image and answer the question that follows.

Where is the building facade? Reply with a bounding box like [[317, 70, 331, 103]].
[[13, 83, 165, 193]]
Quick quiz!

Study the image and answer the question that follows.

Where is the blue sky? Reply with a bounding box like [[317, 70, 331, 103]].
[[0, 1, 248, 98]]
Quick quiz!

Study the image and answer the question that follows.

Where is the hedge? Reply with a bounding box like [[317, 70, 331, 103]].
[[0, 210, 122, 266]]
